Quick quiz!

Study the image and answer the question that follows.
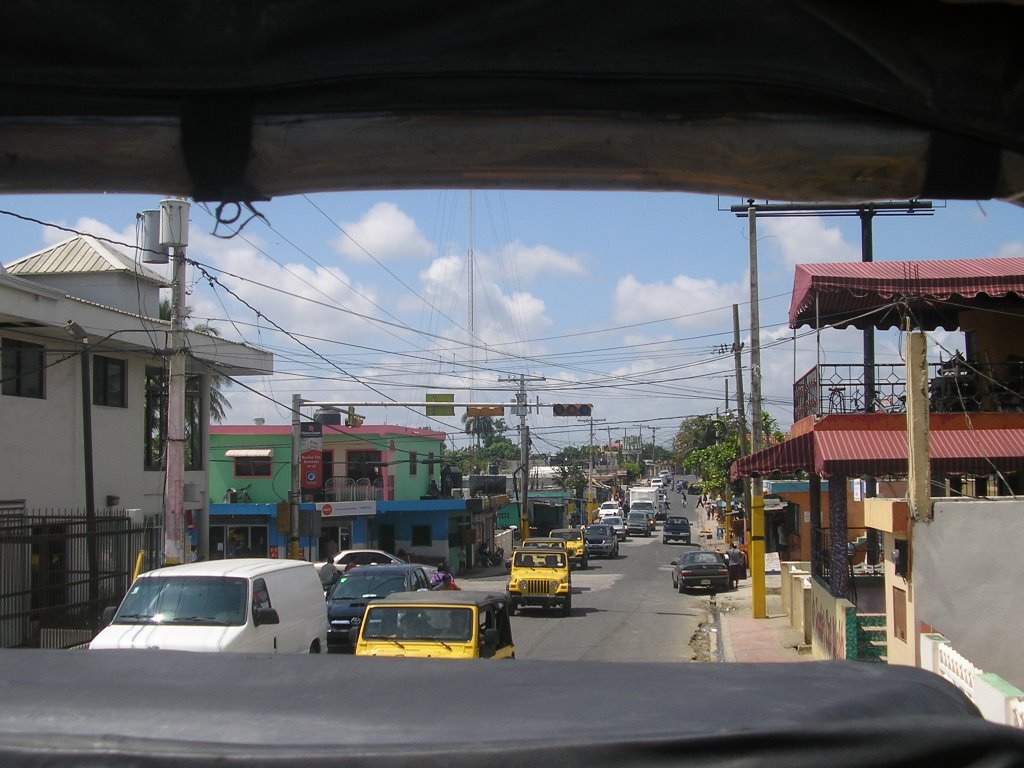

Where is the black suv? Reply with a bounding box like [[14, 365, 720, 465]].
[[326, 563, 433, 652]]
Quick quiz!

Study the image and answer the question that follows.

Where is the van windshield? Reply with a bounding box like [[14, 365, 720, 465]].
[[114, 576, 248, 626]]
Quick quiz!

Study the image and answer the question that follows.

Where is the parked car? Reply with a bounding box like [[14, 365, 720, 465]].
[[626, 512, 650, 537], [333, 549, 405, 569], [584, 523, 619, 558], [325, 563, 434, 652], [671, 551, 729, 593], [650, 478, 663, 489], [90, 559, 329, 654], [604, 515, 627, 541]]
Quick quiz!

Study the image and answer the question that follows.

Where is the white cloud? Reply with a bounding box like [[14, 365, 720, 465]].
[[761, 217, 859, 268], [612, 273, 744, 328], [330, 202, 433, 262], [501, 242, 587, 281]]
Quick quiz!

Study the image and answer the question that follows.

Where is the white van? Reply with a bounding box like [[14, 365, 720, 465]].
[[89, 559, 329, 653]]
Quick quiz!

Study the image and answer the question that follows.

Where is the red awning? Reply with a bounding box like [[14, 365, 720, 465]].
[[730, 427, 1024, 479], [788, 257, 1024, 331], [729, 433, 815, 480]]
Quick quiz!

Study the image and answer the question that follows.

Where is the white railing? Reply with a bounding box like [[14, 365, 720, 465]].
[[936, 640, 979, 701], [921, 633, 1024, 727], [324, 477, 383, 502]]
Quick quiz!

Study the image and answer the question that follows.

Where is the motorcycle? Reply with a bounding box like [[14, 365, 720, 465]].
[[477, 543, 505, 567]]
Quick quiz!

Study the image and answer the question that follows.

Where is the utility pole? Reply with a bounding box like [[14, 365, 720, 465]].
[[290, 393, 303, 559], [650, 426, 659, 470], [746, 199, 766, 618], [161, 197, 190, 566], [501, 374, 545, 537], [585, 416, 607, 524], [732, 304, 751, 544]]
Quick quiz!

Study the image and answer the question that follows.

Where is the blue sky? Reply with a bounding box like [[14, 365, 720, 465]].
[[2, 191, 1021, 454]]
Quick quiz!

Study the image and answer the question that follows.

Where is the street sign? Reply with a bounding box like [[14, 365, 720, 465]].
[[300, 449, 322, 489], [426, 392, 455, 415]]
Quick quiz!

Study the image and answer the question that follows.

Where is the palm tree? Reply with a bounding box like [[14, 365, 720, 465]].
[[159, 299, 232, 423]]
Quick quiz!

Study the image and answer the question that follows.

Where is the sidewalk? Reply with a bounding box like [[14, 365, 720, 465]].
[[701, 528, 814, 663]]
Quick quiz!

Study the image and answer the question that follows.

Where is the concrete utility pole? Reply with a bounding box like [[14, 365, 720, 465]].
[[906, 330, 932, 521], [732, 304, 751, 541], [499, 374, 545, 536], [746, 199, 767, 618], [161, 198, 190, 566], [290, 393, 303, 559]]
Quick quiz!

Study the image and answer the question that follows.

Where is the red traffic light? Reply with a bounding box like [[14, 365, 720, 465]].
[[552, 403, 593, 417]]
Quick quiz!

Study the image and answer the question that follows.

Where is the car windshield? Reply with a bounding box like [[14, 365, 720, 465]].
[[586, 526, 610, 536], [551, 530, 582, 541], [329, 572, 408, 600], [513, 552, 566, 568], [667, 517, 688, 525], [606, 517, 622, 525], [362, 606, 474, 642], [114, 576, 247, 626]]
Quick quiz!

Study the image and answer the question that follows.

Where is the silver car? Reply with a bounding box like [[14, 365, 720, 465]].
[[604, 515, 627, 541]]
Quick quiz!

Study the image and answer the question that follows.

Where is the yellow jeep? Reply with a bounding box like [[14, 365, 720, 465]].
[[548, 528, 588, 569], [506, 547, 572, 616], [352, 591, 515, 659]]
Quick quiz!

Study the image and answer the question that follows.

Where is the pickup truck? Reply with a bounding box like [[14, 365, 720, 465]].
[[662, 515, 692, 545]]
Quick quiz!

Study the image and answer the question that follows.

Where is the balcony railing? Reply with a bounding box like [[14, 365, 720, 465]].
[[324, 477, 385, 502], [793, 360, 1024, 422]]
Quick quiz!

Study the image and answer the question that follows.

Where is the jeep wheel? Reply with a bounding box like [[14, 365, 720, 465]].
[[562, 596, 572, 616], [581, 556, 589, 569], [509, 596, 520, 614]]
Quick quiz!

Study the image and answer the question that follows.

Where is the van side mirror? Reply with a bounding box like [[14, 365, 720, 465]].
[[253, 607, 280, 626], [504, 559, 511, 571], [101, 606, 117, 626]]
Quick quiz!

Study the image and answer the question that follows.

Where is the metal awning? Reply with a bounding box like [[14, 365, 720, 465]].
[[224, 448, 273, 458], [731, 427, 1024, 480], [789, 257, 1024, 331]]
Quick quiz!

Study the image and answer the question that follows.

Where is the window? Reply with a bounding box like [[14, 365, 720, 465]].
[[892, 586, 907, 642], [408, 451, 417, 476], [1, 338, 45, 398], [411, 524, 432, 547], [144, 367, 202, 471], [234, 456, 271, 476], [93, 355, 126, 407]]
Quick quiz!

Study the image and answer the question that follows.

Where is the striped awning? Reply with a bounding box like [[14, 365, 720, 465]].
[[789, 257, 1024, 331], [731, 428, 1024, 479], [224, 448, 273, 458]]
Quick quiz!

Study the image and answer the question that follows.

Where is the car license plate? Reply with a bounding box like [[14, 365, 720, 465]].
[[700, 579, 711, 585]]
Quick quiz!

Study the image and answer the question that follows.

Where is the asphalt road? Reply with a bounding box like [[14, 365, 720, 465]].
[[462, 493, 716, 662]]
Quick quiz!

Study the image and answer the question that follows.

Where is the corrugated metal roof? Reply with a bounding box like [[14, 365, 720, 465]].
[[5, 235, 169, 286], [789, 257, 1024, 331]]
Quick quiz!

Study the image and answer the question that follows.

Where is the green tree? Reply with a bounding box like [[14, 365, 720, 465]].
[[159, 299, 231, 423], [553, 462, 588, 501]]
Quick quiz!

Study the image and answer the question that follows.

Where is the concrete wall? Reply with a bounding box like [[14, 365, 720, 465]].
[[810, 578, 856, 660], [914, 498, 1024, 686], [0, 340, 162, 517]]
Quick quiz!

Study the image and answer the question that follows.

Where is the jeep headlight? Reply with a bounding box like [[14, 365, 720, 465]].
[[518, 580, 527, 590], [549, 580, 558, 590]]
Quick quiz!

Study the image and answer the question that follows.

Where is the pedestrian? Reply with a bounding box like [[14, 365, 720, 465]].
[[681, 495, 687, 509], [726, 542, 746, 590]]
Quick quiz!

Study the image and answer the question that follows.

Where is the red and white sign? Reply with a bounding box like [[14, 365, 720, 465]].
[[321, 503, 333, 516], [300, 449, 322, 489]]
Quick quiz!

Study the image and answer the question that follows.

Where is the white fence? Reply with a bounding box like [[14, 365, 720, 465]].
[[920, 633, 1024, 727]]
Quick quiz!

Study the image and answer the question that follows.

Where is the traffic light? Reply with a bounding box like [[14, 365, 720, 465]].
[[552, 403, 593, 417], [344, 405, 364, 427]]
